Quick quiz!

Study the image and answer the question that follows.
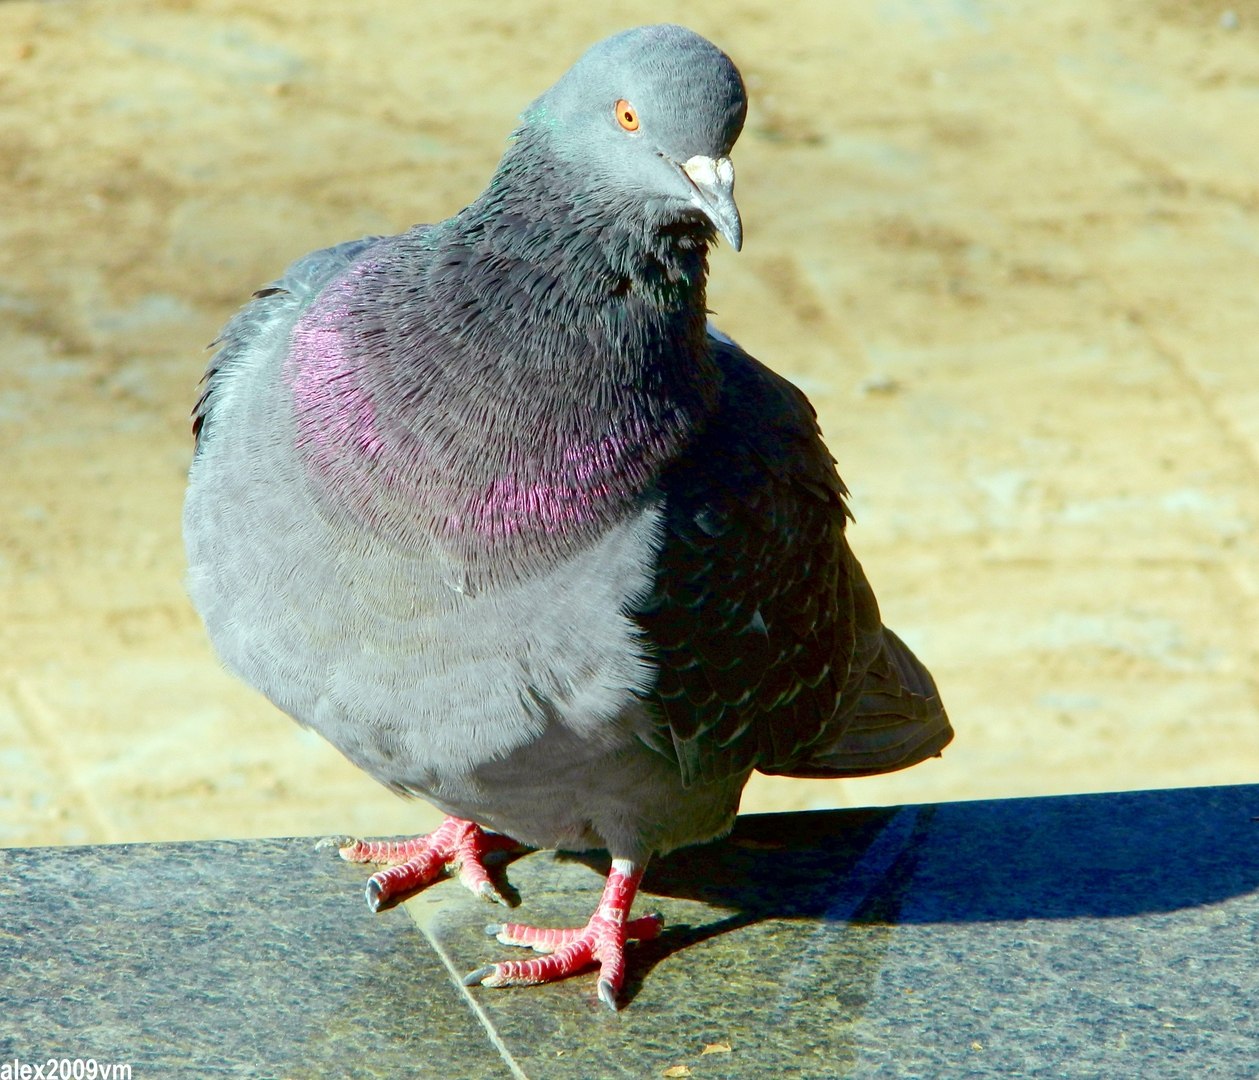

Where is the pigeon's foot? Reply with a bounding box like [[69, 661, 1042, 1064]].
[[339, 816, 521, 912], [463, 858, 661, 1011]]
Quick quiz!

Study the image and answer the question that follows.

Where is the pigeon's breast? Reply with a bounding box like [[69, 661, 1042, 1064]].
[[186, 330, 668, 799], [277, 260, 704, 584], [296, 498, 670, 791]]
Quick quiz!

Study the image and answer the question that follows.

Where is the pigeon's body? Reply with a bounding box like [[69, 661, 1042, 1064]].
[[184, 24, 950, 1008], [187, 234, 691, 855]]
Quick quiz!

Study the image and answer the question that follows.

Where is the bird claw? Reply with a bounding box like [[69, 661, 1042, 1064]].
[[339, 816, 519, 911], [473, 879, 509, 906], [597, 978, 619, 1012], [462, 864, 657, 1010], [365, 875, 389, 914]]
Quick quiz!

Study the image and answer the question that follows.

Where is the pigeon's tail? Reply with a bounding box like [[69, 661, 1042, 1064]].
[[772, 627, 953, 779], [876, 626, 943, 704]]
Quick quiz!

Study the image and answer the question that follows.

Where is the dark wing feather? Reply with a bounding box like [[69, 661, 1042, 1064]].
[[633, 333, 951, 786], [191, 235, 386, 452]]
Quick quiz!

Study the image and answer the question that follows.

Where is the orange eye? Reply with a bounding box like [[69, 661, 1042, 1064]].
[[615, 99, 639, 132]]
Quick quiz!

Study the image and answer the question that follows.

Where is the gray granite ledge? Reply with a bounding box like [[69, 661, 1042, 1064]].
[[2, 784, 1256, 1078]]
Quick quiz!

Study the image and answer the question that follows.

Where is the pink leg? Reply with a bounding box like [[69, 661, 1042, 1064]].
[[339, 816, 521, 912], [463, 858, 663, 1011]]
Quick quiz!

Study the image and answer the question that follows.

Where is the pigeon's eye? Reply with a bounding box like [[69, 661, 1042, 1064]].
[[615, 100, 640, 132]]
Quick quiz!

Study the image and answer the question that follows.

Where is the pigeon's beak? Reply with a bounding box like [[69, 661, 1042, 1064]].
[[680, 154, 742, 252]]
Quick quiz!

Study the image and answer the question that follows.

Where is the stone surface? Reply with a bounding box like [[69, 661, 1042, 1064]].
[[3, 786, 1257, 1078], [0, 837, 509, 1079]]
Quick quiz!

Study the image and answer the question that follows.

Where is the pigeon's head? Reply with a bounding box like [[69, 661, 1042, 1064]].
[[522, 24, 748, 250]]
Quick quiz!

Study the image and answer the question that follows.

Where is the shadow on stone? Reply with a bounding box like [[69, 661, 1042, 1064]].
[[635, 785, 1259, 924]]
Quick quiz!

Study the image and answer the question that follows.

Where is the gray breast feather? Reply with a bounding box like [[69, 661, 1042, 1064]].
[[187, 341, 667, 799]]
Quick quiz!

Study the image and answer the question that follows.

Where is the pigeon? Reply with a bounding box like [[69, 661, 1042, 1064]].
[[183, 23, 951, 1010]]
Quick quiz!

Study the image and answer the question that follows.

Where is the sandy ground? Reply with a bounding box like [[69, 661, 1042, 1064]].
[[2, 0, 1257, 849]]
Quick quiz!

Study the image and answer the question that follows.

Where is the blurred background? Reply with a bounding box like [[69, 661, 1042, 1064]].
[[2, 0, 1257, 848]]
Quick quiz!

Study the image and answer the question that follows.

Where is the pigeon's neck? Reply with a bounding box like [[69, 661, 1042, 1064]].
[[464, 133, 717, 315], [286, 149, 723, 577]]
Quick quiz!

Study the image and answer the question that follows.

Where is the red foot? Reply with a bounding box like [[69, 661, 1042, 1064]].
[[339, 816, 521, 912], [463, 859, 662, 1010]]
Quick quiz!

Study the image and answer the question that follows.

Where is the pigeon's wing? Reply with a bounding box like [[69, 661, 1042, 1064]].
[[632, 331, 951, 787], [192, 235, 385, 453]]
